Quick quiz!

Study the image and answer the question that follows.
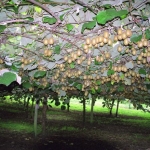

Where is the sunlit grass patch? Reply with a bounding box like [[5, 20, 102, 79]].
[[121, 118, 150, 128], [0, 120, 41, 134]]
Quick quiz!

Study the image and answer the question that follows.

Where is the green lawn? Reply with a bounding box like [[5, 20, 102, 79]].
[[0, 98, 150, 133]]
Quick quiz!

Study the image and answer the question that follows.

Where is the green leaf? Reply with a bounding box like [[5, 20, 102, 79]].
[[76, 84, 82, 90], [120, 73, 124, 80], [60, 14, 64, 21], [91, 87, 96, 94], [85, 71, 91, 75], [73, 82, 79, 87], [34, 6, 42, 13], [115, 57, 120, 62], [118, 86, 124, 92], [94, 59, 100, 65], [0, 25, 6, 33], [96, 11, 107, 24], [22, 82, 32, 89], [70, 62, 75, 68], [139, 68, 146, 75], [145, 29, 150, 40], [103, 4, 111, 9], [25, 17, 34, 22], [54, 45, 61, 54], [81, 21, 96, 33], [106, 81, 112, 87], [107, 69, 115, 76], [34, 71, 46, 78], [109, 62, 112, 69], [130, 34, 142, 42], [96, 9, 128, 24], [111, 80, 114, 85], [42, 16, 57, 25], [11, 64, 19, 72], [66, 24, 74, 32], [0, 72, 16, 86], [68, 79, 74, 84], [96, 80, 101, 85], [146, 84, 150, 89], [5, 6, 19, 14], [83, 7, 88, 12], [96, 87, 101, 93]]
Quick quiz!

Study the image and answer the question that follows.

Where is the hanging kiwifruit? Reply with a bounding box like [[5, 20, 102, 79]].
[[117, 28, 123, 35], [124, 38, 129, 45], [43, 38, 48, 45], [103, 31, 109, 38], [126, 29, 132, 37], [105, 52, 111, 59], [137, 41, 143, 48], [0, 58, 3, 64], [117, 46, 122, 52], [86, 38, 91, 45], [48, 37, 54, 45]]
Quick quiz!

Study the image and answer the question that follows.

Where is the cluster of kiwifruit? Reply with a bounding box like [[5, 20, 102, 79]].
[[83, 74, 94, 80], [44, 49, 52, 57], [0, 58, 3, 64], [43, 37, 54, 45], [37, 65, 46, 71], [112, 65, 128, 72], [53, 71, 60, 80], [137, 85, 147, 91], [56, 86, 75, 94], [95, 52, 111, 63], [137, 38, 149, 48], [63, 49, 82, 64], [124, 70, 140, 78], [21, 57, 34, 68], [84, 31, 112, 51], [136, 47, 150, 65], [64, 69, 82, 78], [114, 28, 132, 44], [61, 86, 75, 91], [82, 29, 132, 64], [56, 63, 65, 72], [21, 57, 34, 65], [40, 77, 49, 87], [54, 69, 82, 80], [43, 37, 54, 57], [30, 77, 48, 90]]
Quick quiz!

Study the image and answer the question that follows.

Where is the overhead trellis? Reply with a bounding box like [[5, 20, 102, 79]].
[[0, 0, 150, 101]]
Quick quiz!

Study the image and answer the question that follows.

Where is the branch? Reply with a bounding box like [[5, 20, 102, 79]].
[[26, 0, 61, 24], [27, 21, 85, 39], [8, 42, 41, 57], [3, 1, 75, 8], [73, 0, 97, 14], [0, 19, 27, 25], [56, 33, 82, 51], [131, 0, 148, 11], [2, 32, 42, 43]]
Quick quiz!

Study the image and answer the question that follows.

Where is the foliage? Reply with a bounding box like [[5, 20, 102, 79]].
[[96, 9, 128, 24], [0, 0, 150, 107]]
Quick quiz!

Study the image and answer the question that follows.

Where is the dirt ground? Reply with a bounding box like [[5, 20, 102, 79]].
[[0, 105, 150, 150]]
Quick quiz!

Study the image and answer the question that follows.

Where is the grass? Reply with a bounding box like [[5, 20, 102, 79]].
[[60, 126, 79, 131], [0, 98, 150, 134], [0, 120, 41, 134]]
